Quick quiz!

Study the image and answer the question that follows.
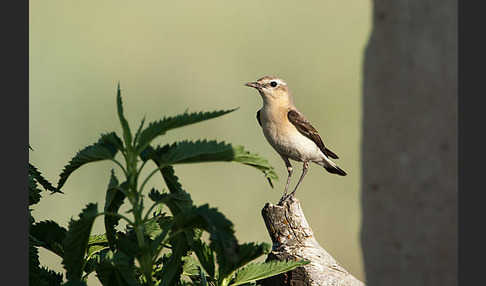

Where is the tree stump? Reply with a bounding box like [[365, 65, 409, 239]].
[[260, 197, 365, 286]]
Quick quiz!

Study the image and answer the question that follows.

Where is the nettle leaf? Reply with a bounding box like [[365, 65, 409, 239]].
[[104, 170, 127, 250], [86, 234, 110, 261], [30, 242, 64, 286], [62, 203, 99, 281], [116, 84, 133, 148], [149, 217, 172, 259], [192, 240, 215, 278], [29, 163, 59, 193], [182, 255, 201, 277], [88, 234, 108, 245], [115, 231, 141, 258], [148, 140, 234, 164], [90, 249, 140, 286], [159, 237, 190, 286], [135, 108, 237, 153], [232, 146, 279, 188], [57, 132, 123, 190], [231, 260, 310, 286], [145, 140, 278, 187], [144, 218, 162, 240], [29, 243, 40, 282], [29, 175, 42, 206], [63, 280, 87, 286], [38, 267, 64, 286], [233, 242, 271, 271], [172, 204, 239, 280], [147, 167, 203, 285], [30, 220, 67, 257], [145, 166, 194, 215], [160, 166, 186, 194], [149, 188, 192, 216]]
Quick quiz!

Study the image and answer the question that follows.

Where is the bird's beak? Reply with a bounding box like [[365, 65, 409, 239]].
[[244, 81, 260, 89]]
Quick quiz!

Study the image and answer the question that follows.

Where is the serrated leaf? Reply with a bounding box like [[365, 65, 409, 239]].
[[57, 132, 123, 190], [145, 140, 234, 164], [150, 217, 172, 259], [147, 166, 195, 215], [29, 242, 63, 286], [29, 163, 59, 193], [104, 170, 127, 250], [172, 204, 239, 280], [87, 244, 110, 260], [146, 168, 200, 285], [29, 175, 42, 206], [88, 233, 109, 246], [115, 231, 140, 258], [182, 255, 201, 276], [62, 203, 99, 281], [116, 83, 133, 148], [159, 237, 189, 286], [233, 242, 271, 271], [232, 146, 279, 188], [160, 165, 186, 194], [145, 140, 278, 187], [63, 280, 87, 286], [149, 188, 192, 216], [30, 220, 67, 257], [192, 240, 215, 278], [136, 108, 237, 153], [38, 267, 64, 286], [231, 260, 310, 286], [143, 216, 164, 239], [87, 234, 109, 258], [92, 250, 141, 286], [112, 251, 141, 286]]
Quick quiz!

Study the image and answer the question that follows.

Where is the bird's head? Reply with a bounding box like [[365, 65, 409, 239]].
[[245, 76, 293, 106]]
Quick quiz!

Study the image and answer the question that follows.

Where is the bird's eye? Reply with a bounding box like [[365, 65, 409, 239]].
[[270, 81, 278, 87]]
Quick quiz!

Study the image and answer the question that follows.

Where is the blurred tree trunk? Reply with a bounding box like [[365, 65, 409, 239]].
[[361, 1, 457, 286]]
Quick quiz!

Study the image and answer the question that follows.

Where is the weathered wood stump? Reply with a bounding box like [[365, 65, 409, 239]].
[[260, 197, 365, 286]]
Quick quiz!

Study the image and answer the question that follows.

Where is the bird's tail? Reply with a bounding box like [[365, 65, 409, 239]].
[[317, 156, 347, 176]]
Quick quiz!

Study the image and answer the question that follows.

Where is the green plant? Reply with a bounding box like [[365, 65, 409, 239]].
[[29, 85, 309, 286]]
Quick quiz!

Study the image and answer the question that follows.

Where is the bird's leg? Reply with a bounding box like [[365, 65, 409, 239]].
[[287, 161, 309, 199], [278, 157, 293, 204]]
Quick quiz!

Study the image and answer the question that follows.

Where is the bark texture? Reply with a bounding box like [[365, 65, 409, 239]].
[[260, 197, 365, 286], [362, 1, 457, 285]]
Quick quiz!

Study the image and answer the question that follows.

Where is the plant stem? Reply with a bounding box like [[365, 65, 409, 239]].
[[125, 150, 154, 286]]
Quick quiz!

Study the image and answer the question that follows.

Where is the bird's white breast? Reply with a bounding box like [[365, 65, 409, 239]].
[[259, 107, 324, 162]]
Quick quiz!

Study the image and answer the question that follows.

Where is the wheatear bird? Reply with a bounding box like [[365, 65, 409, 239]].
[[245, 76, 347, 204]]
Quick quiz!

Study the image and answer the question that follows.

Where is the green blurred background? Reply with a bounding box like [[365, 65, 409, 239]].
[[29, 1, 371, 284]]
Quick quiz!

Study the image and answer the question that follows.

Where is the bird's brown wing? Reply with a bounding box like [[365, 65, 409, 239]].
[[287, 109, 339, 159], [256, 110, 262, 127]]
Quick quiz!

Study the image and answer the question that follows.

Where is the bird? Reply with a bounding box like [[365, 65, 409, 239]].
[[245, 76, 347, 204]]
